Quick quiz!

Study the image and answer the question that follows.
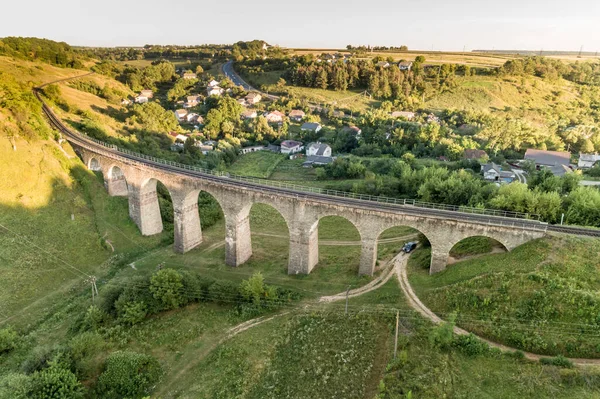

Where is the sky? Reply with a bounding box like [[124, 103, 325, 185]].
[[2, 0, 600, 51]]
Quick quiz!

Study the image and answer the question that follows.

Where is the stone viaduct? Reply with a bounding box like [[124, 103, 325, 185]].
[[81, 148, 547, 276]]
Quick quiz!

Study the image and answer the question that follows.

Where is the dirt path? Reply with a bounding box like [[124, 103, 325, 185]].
[[447, 246, 506, 265], [319, 252, 403, 302], [396, 252, 600, 366]]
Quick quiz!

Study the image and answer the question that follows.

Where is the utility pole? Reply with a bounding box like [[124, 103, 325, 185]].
[[579, 45, 584, 57], [393, 310, 400, 358], [89, 276, 99, 303], [345, 285, 351, 315], [561, 213, 565, 225]]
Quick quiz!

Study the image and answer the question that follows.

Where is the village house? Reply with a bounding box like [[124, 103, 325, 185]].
[[264, 110, 285, 123], [207, 86, 224, 96], [185, 113, 199, 123], [245, 92, 262, 105], [342, 125, 362, 136], [140, 89, 153, 98], [377, 61, 390, 68], [241, 110, 258, 119], [182, 71, 197, 80], [463, 149, 488, 160], [301, 122, 322, 133], [134, 95, 149, 104], [332, 110, 346, 118], [184, 95, 200, 108], [280, 140, 303, 154], [121, 98, 132, 106], [288, 109, 305, 122], [174, 109, 188, 122], [391, 111, 415, 120], [482, 163, 516, 183], [306, 142, 332, 157], [207, 80, 220, 88], [240, 146, 265, 155], [398, 61, 413, 71], [578, 153, 600, 169], [303, 155, 335, 167], [525, 149, 572, 176]]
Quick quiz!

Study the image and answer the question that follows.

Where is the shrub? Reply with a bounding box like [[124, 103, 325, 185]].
[[540, 355, 573, 369], [116, 301, 147, 326], [0, 373, 31, 399], [208, 280, 240, 305], [0, 327, 18, 354], [21, 346, 69, 374], [452, 333, 489, 357], [28, 362, 84, 399], [70, 332, 106, 379], [428, 315, 456, 350], [82, 305, 106, 331], [96, 351, 162, 399], [240, 272, 266, 305], [150, 268, 184, 310]]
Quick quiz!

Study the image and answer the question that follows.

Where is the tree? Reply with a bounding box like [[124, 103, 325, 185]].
[[0, 327, 18, 354], [195, 65, 204, 74], [96, 351, 161, 399], [28, 361, 83, 399], [414, 55, 426, 64], [240, 272, 266, 305], [276, 77, 286, 90], [150, 269, 184, 310], [315, 68, 328, 89]]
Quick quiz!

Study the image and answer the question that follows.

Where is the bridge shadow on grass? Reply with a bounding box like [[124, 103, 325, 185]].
[[0, 162, 169, 330]]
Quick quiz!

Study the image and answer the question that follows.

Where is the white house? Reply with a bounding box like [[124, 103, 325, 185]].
[[482, 163, 501, 181], [182, 72, 197, 80], [306, 142, 332, 157], [398, 61, 413, 71], [174, 109, 188, 121], [377, 61, 390, 68], [207, 86, 224, 96], [207, 80, 220, 88], [265, 111, 285, 123], [134, 95, 148, 104], [578, 153, 600, 169], [140, 89, 153, 98], [240, 146, 265, 154], [245, 92, 262, 104], [186, 113, 199, 123], [280, 140, 303, 154], [289, 109, 305, 122]]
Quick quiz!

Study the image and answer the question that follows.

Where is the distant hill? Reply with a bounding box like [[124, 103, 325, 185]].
[[0, 36, 86, 68]]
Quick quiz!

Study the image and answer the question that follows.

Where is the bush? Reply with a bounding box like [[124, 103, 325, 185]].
[[452, 333, 490, 357], [0, 373, 31, 399], [21, 346, 71, 375], [28, 362, 84, 399], [82, 305, 106, 331], [116, 301, 147, 326], [0, 327, 18, 354], [70, 332, 106, 379], [540, 355, 573, 369], [428, 315, 456, 350], [150, 268, 184, 310], [208, 280, 241, 305], [96, 351, 162, 399]]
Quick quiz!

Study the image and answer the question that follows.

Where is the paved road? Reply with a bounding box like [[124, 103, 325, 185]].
[[222, 61, 280, 100], [513, 169, 527, 184]]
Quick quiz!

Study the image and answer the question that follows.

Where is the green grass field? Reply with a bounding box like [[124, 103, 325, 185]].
[[408, 236, 600, 358], [227, 151, 286, 178]]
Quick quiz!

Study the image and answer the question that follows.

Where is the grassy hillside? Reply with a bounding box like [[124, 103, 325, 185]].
[[408, 236, 600, 358]]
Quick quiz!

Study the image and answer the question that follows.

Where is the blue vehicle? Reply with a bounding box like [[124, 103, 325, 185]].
[[402, 242, 417, 253]]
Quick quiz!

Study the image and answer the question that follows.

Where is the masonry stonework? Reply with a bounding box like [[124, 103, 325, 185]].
[[79, 149, 546, 276]]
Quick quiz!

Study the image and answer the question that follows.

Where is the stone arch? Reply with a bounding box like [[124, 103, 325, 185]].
[[447, 235, 508, 265], [88, 157, 101, 171], [105, 165, 128, 197]]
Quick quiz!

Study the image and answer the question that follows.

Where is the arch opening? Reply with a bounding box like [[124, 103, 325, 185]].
[[247, 202, 290, 272], [448, 236, 508, 265], [376, 226, 430, 273], [314, 215, 362, 275], [88, 157, 101, 171]]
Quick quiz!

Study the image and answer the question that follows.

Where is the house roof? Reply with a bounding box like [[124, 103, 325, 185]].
[[525, 149, 570, 166], [398, 61, 413, 67], [266, 110, 285, 118], [308, 142, 330, 156], [242, 110, 257, 118], [547, 164, 572, 176], [289, 110, 305, 118], [246, 92, 261, 99], [579, 153, 600, 162], [301, 122, 321, 130], [304, 155, 334, 165], [482, 163, 501, 174], [281, 140, 303, 148], [175, 109, 187, 116]]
